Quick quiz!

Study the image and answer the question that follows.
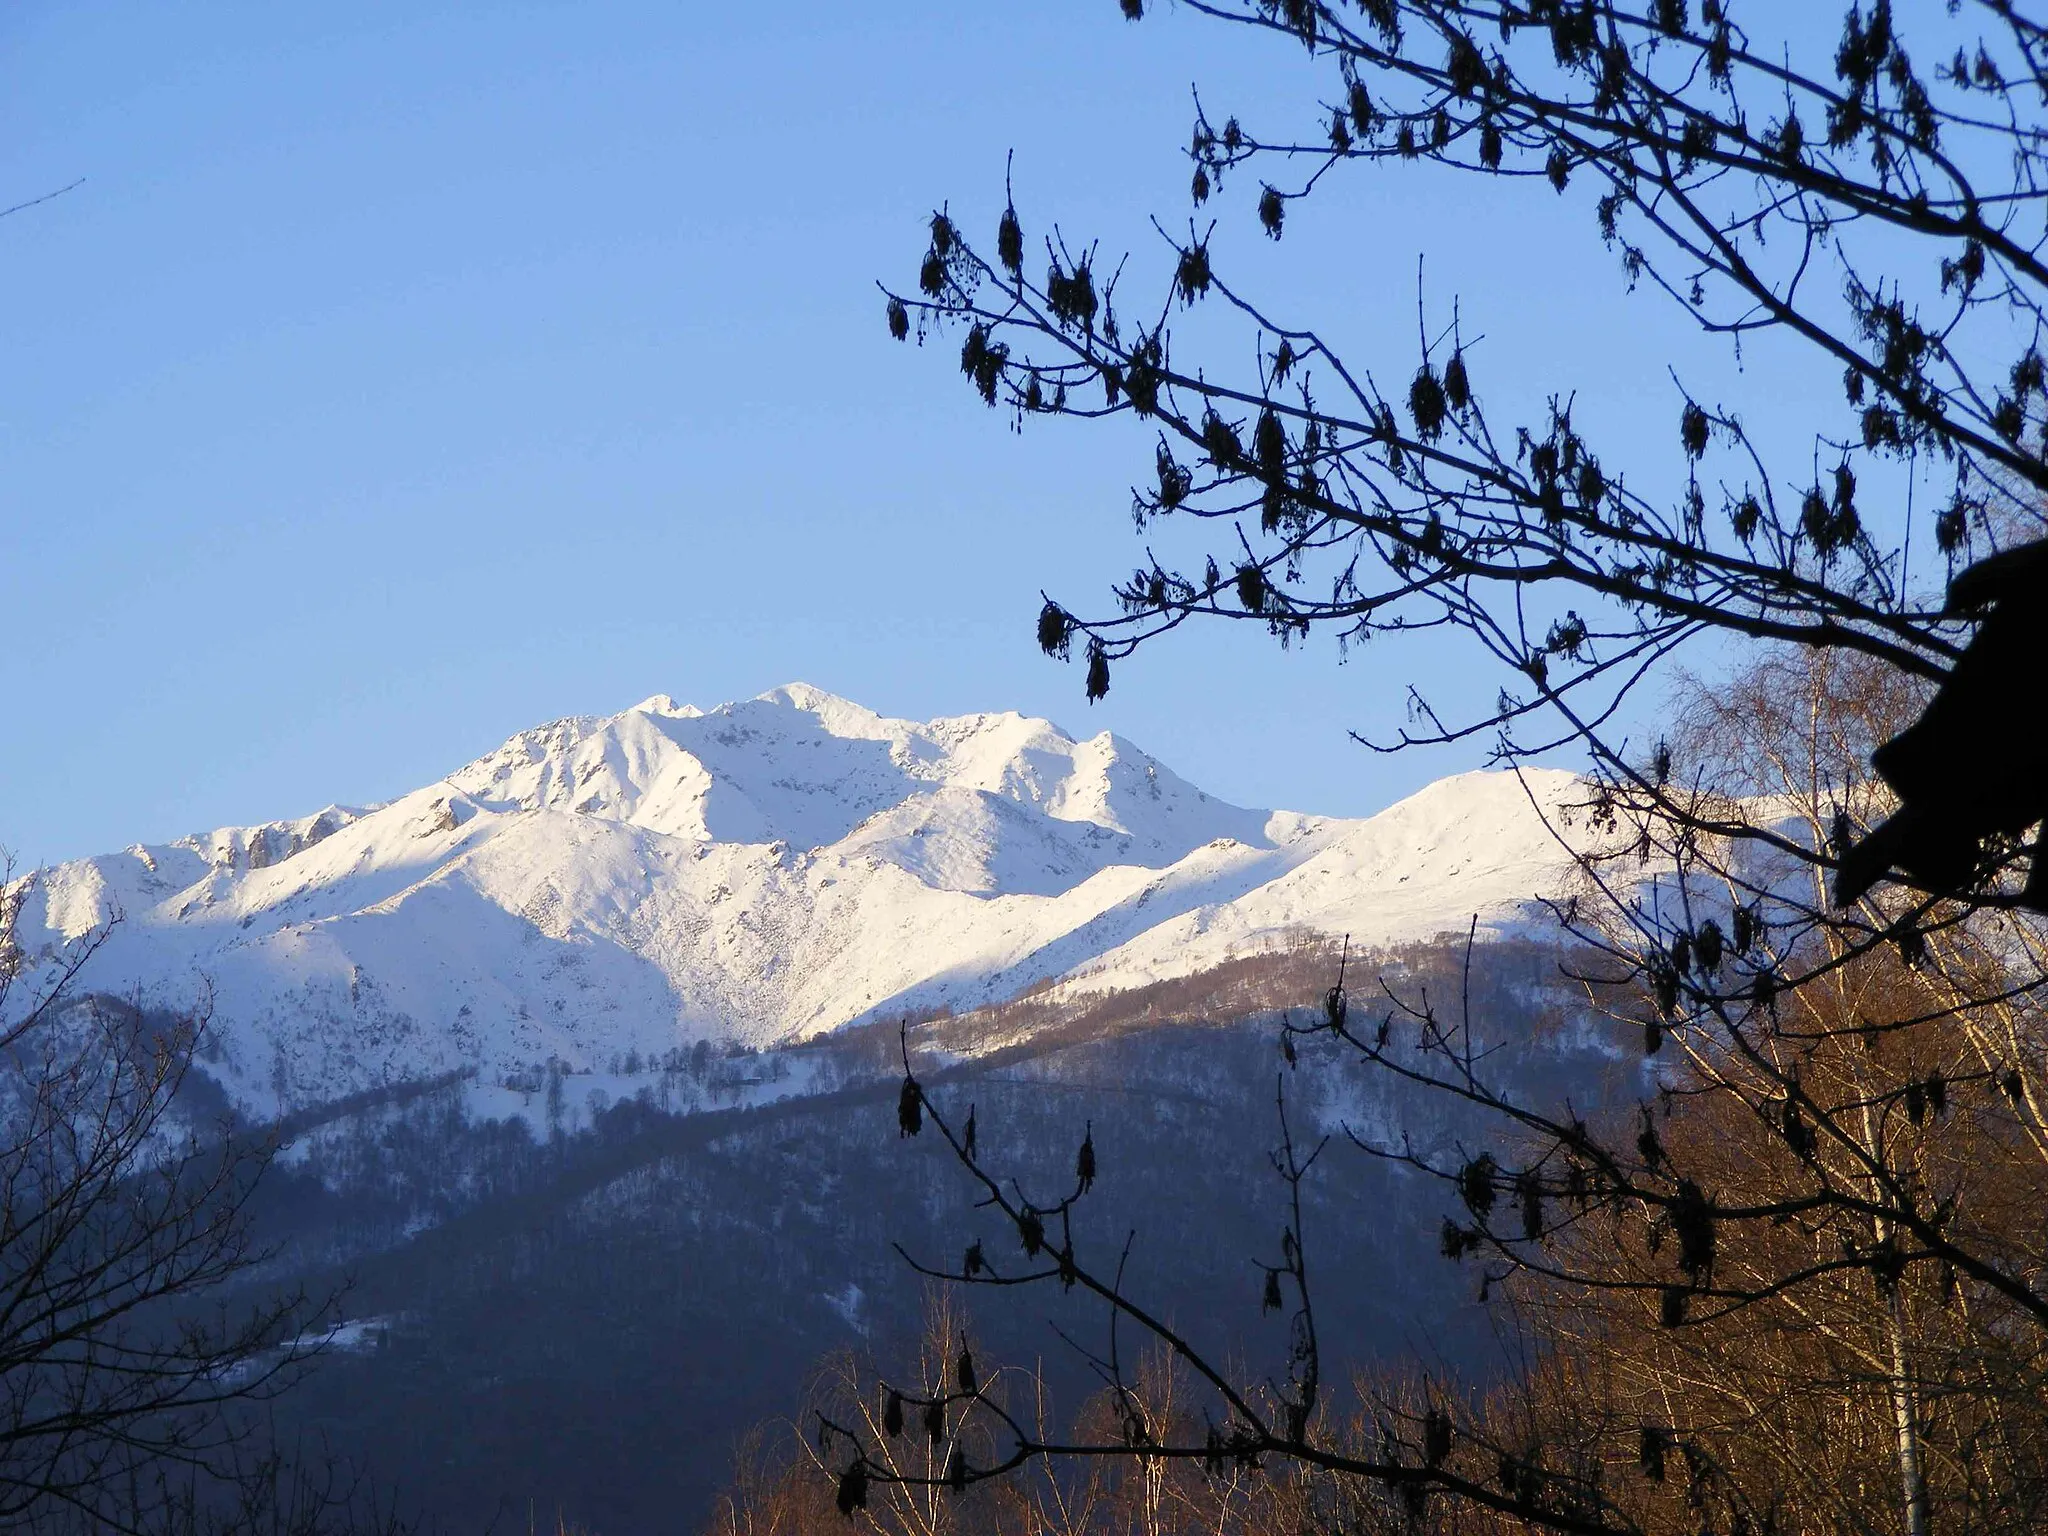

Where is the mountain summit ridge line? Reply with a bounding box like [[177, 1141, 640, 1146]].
[[9, 685, 1582, 1114]]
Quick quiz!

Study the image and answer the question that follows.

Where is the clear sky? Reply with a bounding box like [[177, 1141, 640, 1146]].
[[0, 2, 1826, 868]]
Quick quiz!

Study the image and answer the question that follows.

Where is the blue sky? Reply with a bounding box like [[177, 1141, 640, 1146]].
[[0, 2, 1827, 866]]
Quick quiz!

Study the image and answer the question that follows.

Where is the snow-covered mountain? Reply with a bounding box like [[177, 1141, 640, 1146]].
[[9, 685, 1585, 1112]]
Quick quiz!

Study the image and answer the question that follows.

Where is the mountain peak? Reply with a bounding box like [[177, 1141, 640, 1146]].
[[742, 683, 892, 740], [752, 680, 858, 712], [629, 693, 699, 719], [8, 688, 1586, 1116]]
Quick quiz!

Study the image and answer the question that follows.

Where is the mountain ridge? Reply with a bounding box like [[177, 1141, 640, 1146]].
[[9, 685, 1585, 1114]]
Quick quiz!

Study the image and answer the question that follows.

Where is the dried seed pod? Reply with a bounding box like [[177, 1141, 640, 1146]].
[[1447, 34, 1485, 95], [1262, 1269, 1284, 1312], [1254, 407, 1287, 477], [1479, 120, 1503, 167], [1781, 1098, 1814, 1157], [1037, 601, 1071, 660], [1681, 401, 1710, 459], [1235, 564, 1268, 613], [997, 205, 1023, 274], [1201, 410, 1242, 467], [1517, 1171, 1543, 1241], [1801, 485, 1832, 547], [1124, 336, 1163, 415], [1409, 366, 1448, 439], [1731, 492, 1763, 540], [897, 1077, 922, 1137], [1637, 1107, 1663, 1168], [1076, 1124, 1096, 1192], [1672, 1180, 1714, 1281], [957, 1347, 977, 1396], [1155, 443, 1194, 508], [1639, 1425, 1668, 1481], [1693, 918, 1724, 973], [886, 297, 908, 341], [1048, 260, 1098, 331], [1348, 80, 1374, 134], [1775, 112, 1804, 161], [958, 325, 1008, 404], [1862, 402, 1902, 449], [1459, 1153, 1498, 1218], [1258, 185, 1285, 238], [1652, 966, 1678, 1019], [1085, 645, 1110, 702], [1576, 457, 1605, 506], [884, 1392, 905, 1438], [1443, 350, 1471, 412], [836, 1460, 869, 1517], [1422, 1408, 1451, 1467]]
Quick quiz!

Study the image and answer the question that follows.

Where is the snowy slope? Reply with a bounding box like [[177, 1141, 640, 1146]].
[[8, 685, 1586, 1113]]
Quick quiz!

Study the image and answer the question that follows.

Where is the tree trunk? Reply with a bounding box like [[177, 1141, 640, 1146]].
[[1887, 1285, 1932, 1536]]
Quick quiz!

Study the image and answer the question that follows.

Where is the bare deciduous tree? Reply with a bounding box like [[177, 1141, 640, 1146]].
[[825, 5, 2048, 1534], [0, 873, 398, 1535]]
